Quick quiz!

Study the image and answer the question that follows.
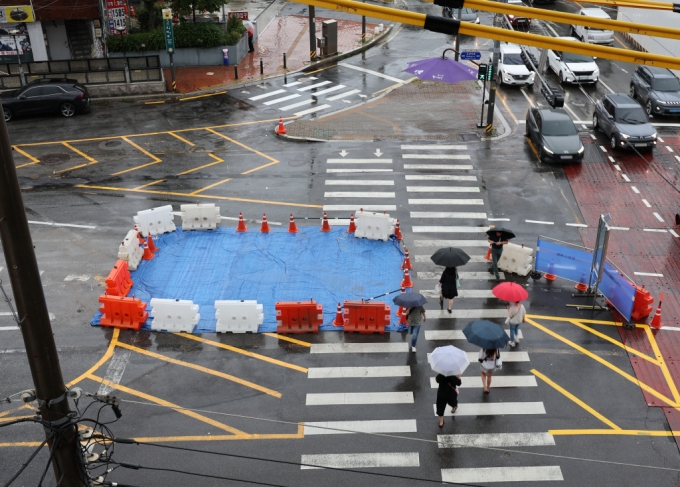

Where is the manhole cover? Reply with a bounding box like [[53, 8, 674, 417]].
[[288, 160, 307, 167], [99, 140, 123, 150], [97, 113, 112, 119], [40, 153, 71, 164], [263, 108, 278, 114]]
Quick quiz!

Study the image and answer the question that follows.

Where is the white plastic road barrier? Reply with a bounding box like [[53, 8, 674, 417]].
[[117, 229, 144, 271], [498, 243, 534, 277], [133, 205, 177, 237], [354, 210, 396, 242], [149, 298, 200, 332], [180, 203, 221, 231], [215, 300, 264, 333]]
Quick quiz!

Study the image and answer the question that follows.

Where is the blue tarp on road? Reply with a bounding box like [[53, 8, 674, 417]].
[[91, 226, 407, 332]]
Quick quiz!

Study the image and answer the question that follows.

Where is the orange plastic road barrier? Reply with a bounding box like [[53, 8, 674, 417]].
[[401, 248, 412, 270], [348, 213, 357, 233], [321, 211, 332, 232], [332, 302, 345, 326], [574, 271, 589, 292], [275, 116, 287, 135], [147, 235, 158, 253], [105, 260, 133, 297], [650, 292, 664, 329], [342, 300, 391, 334], [99, 295, 148, 330], [394, 219, 403, 241], [484, 247, 492, 261], [260, 213, 270, 233], [275, 300, 323, 334], [401, 268, 413, 288], [288, 214, 299, 233], [631, 285, 654, 322], [236, 211, 247, 232]]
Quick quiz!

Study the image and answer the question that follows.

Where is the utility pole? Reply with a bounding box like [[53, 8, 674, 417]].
[[309, 6, 317, 62], [0, 106, 85, 483], [485, 14, 501, 132], [454, 8, 461, 61]]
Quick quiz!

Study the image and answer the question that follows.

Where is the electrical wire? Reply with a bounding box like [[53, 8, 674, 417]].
[[1, 433, 53, 487]]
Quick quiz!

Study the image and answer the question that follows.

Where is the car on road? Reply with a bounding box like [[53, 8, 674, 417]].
[[547, 37, 600, 85], [525, 107, 584, 163], [1, 78, 90, 122], [572, 8, 614, 44], [593, 93, 657, 150], [494, 43, 535, 87], [504, 0, 530, 29], [629, 66, 680, 117]]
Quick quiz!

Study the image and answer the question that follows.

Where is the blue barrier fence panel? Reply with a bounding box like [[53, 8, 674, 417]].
[[598, 262, 635, 321], [535, 238, 592, 284]]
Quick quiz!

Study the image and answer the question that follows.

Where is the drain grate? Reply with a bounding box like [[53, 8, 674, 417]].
[[40, 153, 71, 164]]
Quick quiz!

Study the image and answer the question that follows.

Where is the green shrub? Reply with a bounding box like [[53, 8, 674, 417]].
[[137, 4, 164, 32]]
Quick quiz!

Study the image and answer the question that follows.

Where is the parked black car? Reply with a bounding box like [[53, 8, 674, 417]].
[[629, 66, 680, 117], [525, 107, 584, 163], [593, 93, 657, 150], [1, 78, 90, 122]]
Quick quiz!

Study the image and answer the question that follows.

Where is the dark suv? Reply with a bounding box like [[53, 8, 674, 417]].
[[630, 66, 680, 117], [593, 93, 656, 150], [1, 78, 90, 122]]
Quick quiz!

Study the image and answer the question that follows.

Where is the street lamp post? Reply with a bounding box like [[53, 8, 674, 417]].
[[9, 29, 25, 86], [115, 26, 130, 83]]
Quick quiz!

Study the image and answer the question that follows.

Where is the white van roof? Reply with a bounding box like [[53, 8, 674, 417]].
[[579, 7, 611, 19], [500, 43, 522, 54]]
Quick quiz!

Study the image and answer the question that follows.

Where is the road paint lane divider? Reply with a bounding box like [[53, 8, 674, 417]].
[[133, 205, 176, 237], [149, 298, 200, 333], [215, 300, 264, 333]]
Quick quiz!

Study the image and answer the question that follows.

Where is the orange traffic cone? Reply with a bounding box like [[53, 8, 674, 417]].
[[321, 212, 332, 232], [288, 214, 298, 233], [142, 243, 154, 261], [134, 225, 145, 245], [395, 287, 407, 322], [236, 212, 247, 232], [484, 247, 492, 261], [347, 213, 357, 233], [401, 248, 412, 270], [544, 261, 557, 281], [574, 271, 589, 292], [130, 5, 135, 16], [394, 219, 403, 241], [650, 292, 664, 329], [332, 302, 344, 327], [147, 235, 158, 253], [275, 116, 286, 135], [401, 269, 413, 288], [260, 213, 270, 233]]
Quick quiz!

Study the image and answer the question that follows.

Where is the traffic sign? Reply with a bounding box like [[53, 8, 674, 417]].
[[162, 8, 175, 54], [461, 51, 481, 61]]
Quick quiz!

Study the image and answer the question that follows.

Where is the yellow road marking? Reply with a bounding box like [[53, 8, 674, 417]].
[[13, 146, 40, 168], [571, 320, 659, 365], [190, 177, 232, 195], [263, 333, 312, 347], [110, 137, 163, 175], [177, 333, 308, 373], [549, 429, 679, 436], [75, 184, 323, 208], [115, 341, 281, 398], [206, 128, 278, 164], [496, 91, 519, 125], [134, 179, 166, 190], [66, 328, 119, 387], [372, 81, 404, 96], [525, 135, 540, 160], [526, 317, 680, 408], [532, 369, 621, 430], [177, 153, 224, 176], [168, 132, 195, 146], [0, 414, 37, 424], [180, 91, 227, 101], [87, 373, 248, 436], [0, 404, 33, 418], [614, 35, 626, 48], [63, 142, 96, 163], [145, 100, 166, 105], [645, 326, 680, 404], [134, 424, 305, 442], [241, 160, 279, 175], [111, 160, 163, 176], [0, 441, 43, 447], [305, 65, 336, 75]]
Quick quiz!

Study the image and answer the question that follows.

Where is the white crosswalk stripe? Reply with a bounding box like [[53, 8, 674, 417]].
[[425, 309, 509, 319], [415, 240, 489, 247], [430, 375, 536, 388], [402, 154, 471, 159], [327, 159, 393, 164], [280, 99, 314, 111], [64, 274, 91, 282], [416, 255, 488, 263], [424, 329, 522, 340], [295, 104, 331, 116], [427, 351, 529, 361], [312, 85, 347, 96], [409, 199, 484, 205], [307, 392, 414, 405], [438, 432, 554, 448], [308, 366, 410, 378], [248, 89, 286, 100], [327, 89, 362, 100], [327, 169, 393, 173], [433, 402, 546, 416], [298, 81, 333, 91], [442, 466, 563, 483], [402, 144, 467, 150], [407, 186, 480, 193], [421, 289, 494, 298], [262, 94, 300, 105], [325, 180, 394, 185], [304, 419, 417, 435], [403, 164, 473, 170], [410, 212, 487, 218], [324, 192, 395, 198], [405, 175, 477, 181], [323, 205, 397, 211], [418, 271, 504, 280], [301, 452, 419, 470], [413, 226, 489, 233], [310, 343, 409, 354]]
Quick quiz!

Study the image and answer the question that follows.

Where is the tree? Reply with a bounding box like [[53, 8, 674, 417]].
[[169, 0, 226, 23]]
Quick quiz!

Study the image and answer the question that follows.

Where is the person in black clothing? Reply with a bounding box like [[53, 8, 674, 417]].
[[436, 374, 461, 427], [439, 266, 458, 314], [487, 231, 509, 281]]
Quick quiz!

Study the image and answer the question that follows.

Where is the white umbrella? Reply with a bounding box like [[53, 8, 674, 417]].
[[428, 345, 470, 376]]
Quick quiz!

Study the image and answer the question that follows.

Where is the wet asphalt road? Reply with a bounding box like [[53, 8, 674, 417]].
[[2, 1, 680, 486]]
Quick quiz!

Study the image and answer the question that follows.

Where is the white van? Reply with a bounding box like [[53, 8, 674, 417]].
[[573, 8, 614, 44], [494, 43, 535, 87], [547, 37, 600, 85]]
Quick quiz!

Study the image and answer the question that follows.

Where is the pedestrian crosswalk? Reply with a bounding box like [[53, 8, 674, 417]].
[[442, 466, 564, 482]]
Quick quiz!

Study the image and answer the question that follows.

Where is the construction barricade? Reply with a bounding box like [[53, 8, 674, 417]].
[[215, 300, 264, 333], [631, 285, 654, 323], [133, 205, 177, 237], [118, 229, 144, 271], [99, 295, 148, 331], [275, 300, 323, 334], [181, 203, 221, 231], [354, 209, 396, 242], [149, 298, 200, 333], [498, 243, 534, 277], [342, 300, 391, 334], [105, 260, 133, 297]]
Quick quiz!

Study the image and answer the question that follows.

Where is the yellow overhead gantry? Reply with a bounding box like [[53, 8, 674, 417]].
[[292, 0, 680, 70], [563, 0, 680, 11]]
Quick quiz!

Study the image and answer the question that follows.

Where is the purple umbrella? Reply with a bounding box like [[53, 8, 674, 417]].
[[403, 49, 478, 84]]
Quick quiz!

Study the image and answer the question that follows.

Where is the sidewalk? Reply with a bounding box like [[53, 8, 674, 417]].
[[282, 79, 508, 141], [162, 15, 379, 93]]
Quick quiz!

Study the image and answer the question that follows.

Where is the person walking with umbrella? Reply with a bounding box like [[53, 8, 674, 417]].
[[486, 228, 515, 281], [430, 248, 470, 314], [393, 292, 427, 352], [479, 348, 499, 394], [492, 282, 529, 348], [463, 320, 510, 394], [428, 345, 469, 427]]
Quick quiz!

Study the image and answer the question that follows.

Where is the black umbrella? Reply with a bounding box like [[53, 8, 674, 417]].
[[393, 292, 428, 307], [463, 320, 510, 349], [486, 227, 516, 240], [430, 247, 470, 268]]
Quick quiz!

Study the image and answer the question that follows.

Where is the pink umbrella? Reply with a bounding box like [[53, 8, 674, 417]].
[[492, 282, 528, 302]]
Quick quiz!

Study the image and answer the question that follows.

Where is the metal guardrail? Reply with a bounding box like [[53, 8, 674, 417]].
[[0, 56, 162, 89]]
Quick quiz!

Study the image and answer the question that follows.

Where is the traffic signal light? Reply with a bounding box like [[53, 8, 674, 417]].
[[478, 63, 487, 81]]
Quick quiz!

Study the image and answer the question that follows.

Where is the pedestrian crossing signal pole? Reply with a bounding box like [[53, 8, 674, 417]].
[[309, 6, 317, 61], [485, 16, 501, 133], [362, 0, 366, 43], [476, 63, 488, 128]]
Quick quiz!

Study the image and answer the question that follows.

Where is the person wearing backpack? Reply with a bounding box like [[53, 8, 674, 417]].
[[405, 305, 426, 352], [506, 301, 526, 348], [479, 348, 500, 394]]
